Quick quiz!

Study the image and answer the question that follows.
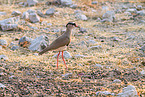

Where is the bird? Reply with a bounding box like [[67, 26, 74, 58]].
[[39, 22, 78, 69]]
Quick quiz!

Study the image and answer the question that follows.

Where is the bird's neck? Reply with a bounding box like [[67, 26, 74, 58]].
[[65, 28, 72, 37]]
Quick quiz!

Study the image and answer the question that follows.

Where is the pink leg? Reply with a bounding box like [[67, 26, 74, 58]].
[[62, 51, 67, 69], [57, 51, 60, 69]]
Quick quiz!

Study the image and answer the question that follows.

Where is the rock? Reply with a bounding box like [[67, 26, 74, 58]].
[[30, 26, 38, 30], [86, 40, 97, 45], [41, 21, 47, 25], [0, 46, 2, 50], [27, 0, 38, 6], [140, 70, 145, 75], [89, 45, 102, 50], [45, 8, 55, 15], [53, 51, 72, 59], [29, 13, 40, 23], [137, 5, 142, 11], [0, 12, 6, 16], [37, 10, 45, 17], [52, 29, 60, 32], [11, 11, 22, 16], [27, 9, 36, 14], [0, 55, 8, 60], [62, 73, 72, 78], [137, 10, 145, 16], [19, 36, 32, 47], [33, 53, 38, 56], [96, 91, 114, 96], [0, 16, 20, 26], [79, 28, 87, 33], [124, 12, 132, 16], [117, 85, 138, 97], [11, 46, 19, 50], [75, 13, 88, 21], [113, 79, 122, 83], [126, 8, 137, 13], [140, 45, 145, 51], [95, 64, 102, 67], [0, 83, 6, 88], [70, 4, 77, 9], [60, 0, 72, 6], [47, 23, 52, 26], [1, 24, 18, 31], [22, 12, 29, 19], [102, 6, 109, 12], [111, 37, 120, 41], [126, 36, 135, 40], [29, 35, 49, 51], [0, 39, 7, 46], [44, 28, 50, 32], [92, 1, 98, 4], [102, 11, 115, 22], [74, 54, 87, 58]]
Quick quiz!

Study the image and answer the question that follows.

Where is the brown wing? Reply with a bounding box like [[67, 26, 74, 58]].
[[39, 35, 70, 55]]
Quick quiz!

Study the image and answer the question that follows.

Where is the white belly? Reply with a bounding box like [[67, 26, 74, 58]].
[[54, 46, 67, 51]]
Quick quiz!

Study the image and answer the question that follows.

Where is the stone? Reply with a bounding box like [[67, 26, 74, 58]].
[[27, 9, 36, 14], [11, 11, 22, 16], [0, 12, 6, 16], [126, 8, 137, 13], [0, 55, 8, 60], [79, 28, 87, 33], [30, 26, 38, 30], [53, 51, 72, 59], [0, 17, 20, 26], [29, 35, 49, 51], [140, 44, 145, 51], [0, 39, 7, 46], [74, 54, 87, 58], [140, 70, 145, 75], [117, 85, 138, 97], [1, 24, 18, 31], [86, 40, 97, 45], [41, 21, 47, 25], [29, 13, 40, 23], [0, 46, 2, 50], [33, 53, 38, 56], [75, 13, 88, 21], [102, 11, 115, 22], [137, 5, 142, 10], [37, 10, 45, 17], [60, 0, 72, 6], [95, 64, 102, 67], [11, 46, 19, 50], [92, 1, 98, 4], [18, 36, 32, 47], [62, 73, 72, 78], [0, 83, 6, 88], [126, 36, 135, 40], [137, 10, 145, 16], [96, 91, 114, 96], [45, 8, 55, 15], [89, 45, 102, 50], [22, 12, 29, 19], [113, 79, 121, 83], [111, 37, 120, 41], [70, 4, 77, 9], [27, 0, 38, 6]]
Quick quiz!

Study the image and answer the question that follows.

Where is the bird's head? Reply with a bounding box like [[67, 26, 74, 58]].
[[66, 22, 78, 29]]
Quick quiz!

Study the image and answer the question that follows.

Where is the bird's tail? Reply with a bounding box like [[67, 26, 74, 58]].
[[39, 47, 51, 55]]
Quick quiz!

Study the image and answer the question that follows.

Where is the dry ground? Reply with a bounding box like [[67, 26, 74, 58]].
[[0, 0, 145, 97]]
